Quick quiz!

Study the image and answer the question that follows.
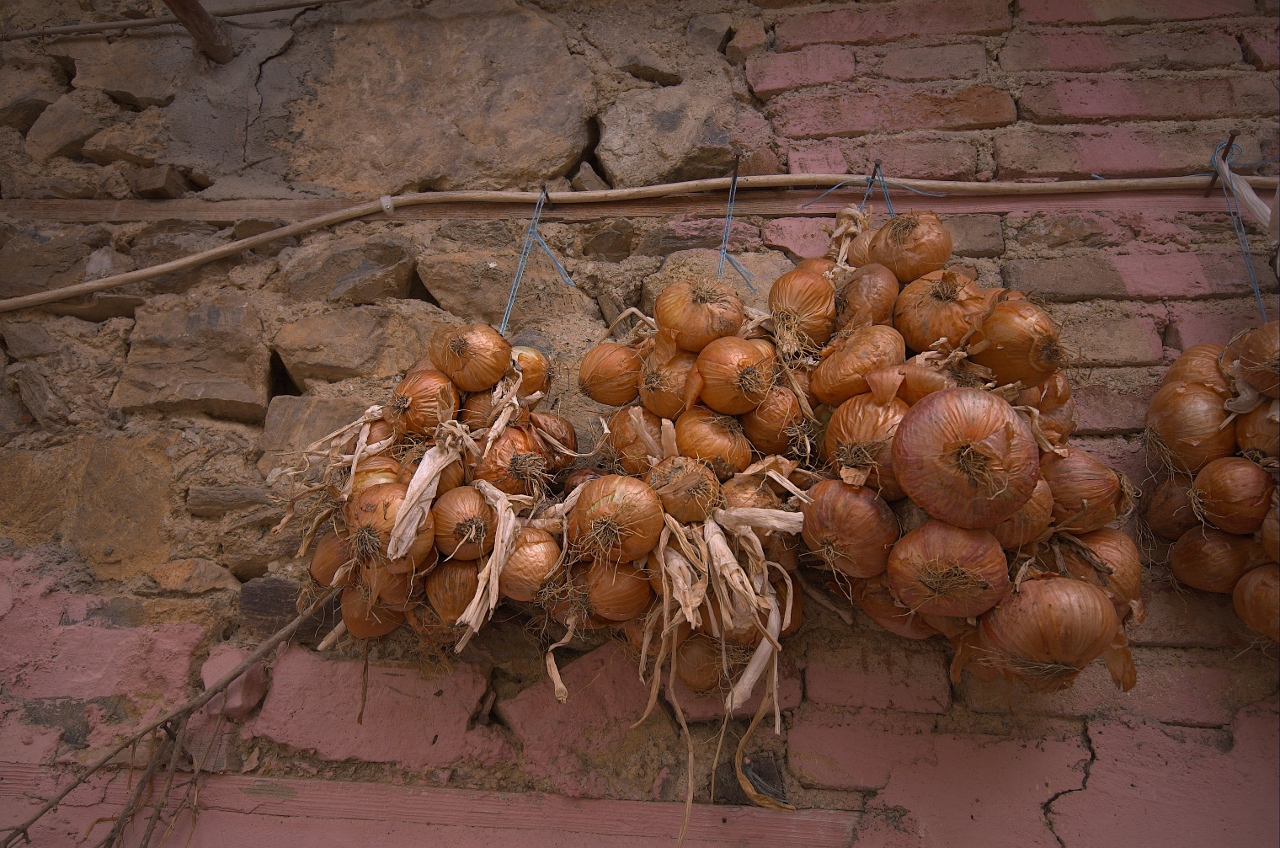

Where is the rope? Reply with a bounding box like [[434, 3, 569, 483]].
[[500, 187, 547, 336], [717, 158, 754, 290], [1213, 141, 1270, 322], [799, 171, 946, 210]]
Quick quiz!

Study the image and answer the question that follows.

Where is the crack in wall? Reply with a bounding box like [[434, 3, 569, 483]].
[[1041, 722, 1098, 848]]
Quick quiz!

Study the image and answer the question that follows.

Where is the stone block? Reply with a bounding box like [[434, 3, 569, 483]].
[[1044, 302, 1164, 366], [1004, 253, 1279, 302], [775, 0, 1010, 49], [111, 293, 271, 423], [1000, 29, 1242, 72], [687, 13, 733, 52], [725, 20, 767, 65], [132, 164, 191, 199], [146, 559, 240, 594], [1166, 298, 1277, 349], [842, 135, 981, 181], [237, 577, 338, 642], [944, 214, 1004, 257], [186, 485, 274, 517], [804, 637, 952, 714], [616, 47, 682, 86], [201, 644, 269, 720], [1242, 29, 1279, 71], [570, 161, 609, 191], [746, 45, 857, 100], [1017, 0, 1254, 23], [71, 36, 191, 108], [271, 305, 442, 384], [1128, 582, 1253, 648], [82, 107, 168, 166], [1019, 76, 1279, 124], [256, 395, 370, 475], [633, 219, 762, 256], [995, 124, 1263, 180], [770, 83, 1015, 139], [762, 217, 829, 260], [0, 444, 80, 546], [596, 85, 738, 187], [1073, 380, 1160, 435], [281, 233, 415, 304], [0, 58, 67, 132], [22, 91, 114, 162], [876, 43, 987, 81]]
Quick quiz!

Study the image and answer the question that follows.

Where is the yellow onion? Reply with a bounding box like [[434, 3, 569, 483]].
[[893, 388, 1041, 529], [584, 559, 653, 622], [344, 482, 434, 567], [1040, 445, 1134, 534], [342, 419, 396, 456], [350, 456, 403, 499], [823, 368, 908, 498], [310, 531, 355, 588], [512, 345, 551, 401], [564, 467, 606, 495], [384, 369, 460, 437], [645, 456, 720, 523], [801, 479, 899, 578], [867, 211, 952, 283], [1234, 563, 1279, 642], [675, 633, 725, 693], [1144, 382, 1237, 473], [1190, 456, 1275, 535], [1145, 474, 1198, 542], [896, 355, 963, 405], [1054, 528, 1144, 624], [426, 559, 479, 625], [1228, 321, 1279, 398], [429, 324, 511, 393], [525, 412, 574, 473], [366, 565, 415, 610], [968, 295, 1064, 390], [990, 478, 1055, 552], [341, 587, 405, 639], [1237, 399, 1279, 461], [686, 336, 775, 415], [567, 475, 664, 564], [977, 574, 1123, 693], [653, 276, 744, 353], [578, 342, 642, 406], [1017, 370, 1076, 446], [460, 390, 527, 430], [833, 263, 897, 330], [1161, 343, 1229, 395], [1170, 526, 1265, 593], [768, 268, 836, 356], [604, 406, 662, 476], [850, 574, 940, 639], [886, 519, 1008, 617], [472, 426, 550, 496], [845, 227, 875, 268], [432, 485, 496, 560], [498, 527, 561, 603], [721, 474, 781, 510], [675, 406, 752, 480], [893, 269, 995, 354], [810, 324, 906, 405], [741, 385, 805, 456], [639, 330, 697, 420], [797, 257, 837, 276]]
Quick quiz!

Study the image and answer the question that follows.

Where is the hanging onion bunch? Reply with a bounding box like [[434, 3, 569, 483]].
[[768, 268, 836, 358], [429, 323, 511, 393], [867, 211, 952, 283], [653, 276, 744, 352]]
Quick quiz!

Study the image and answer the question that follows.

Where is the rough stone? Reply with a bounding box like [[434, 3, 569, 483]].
[[841, 135, 981, 181], [22, 90, 116, 163], [640, 248, 795, 316], [71, 35, 191, 108], [1166, 298, 1277, 349], [280, 233, 415, 304], [1043, 301, 1164, 366], [0, 127, 108, 200], [805, 638, 952, 714], [775, 0, 1011, 49], [257, 395, 371, 474], [0, 444, 80, 545], [1018, 0, 1254, 24], [271, 304, 444, 384], [111, 292, 271, 423], [200, 644, 269, 720], [1003, 253, 1278, 302], [725, 20, 767, 65], [1018, 76, 1279, 125], [944, 214, 1004, 257], [0, 58, 68, 133], [737, 146, 783, 176], [571, 161, 610, 192], [687, 13, 733, 52], [771, 84, 1016, 139], [1129, 582, 1254, 648], [147, 559, 239, 594], [132, 164, 191, 199], [185, 485, 274, 518], [0, 225, 112, 299], [877, 43, 988, 81], [762, 217, 829, 259], [1072, 380, 1159, 435], [596, 85, 738, 188], [787, 141, 848, 174], [995, 124, 1264, 180], [616, 47, 682, 86], [1000, 29, 1243, 72], [581, 221, 634, 261], [632, 219, 761, 256], [1241, 29, 1279, 71]]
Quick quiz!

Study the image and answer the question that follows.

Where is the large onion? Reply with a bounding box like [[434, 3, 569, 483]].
[[867, 211, 952, 283], [341, 587, 405, 639], [810, 324, 906, 405], [567, 475, 664, 564], [741, 385, 805, 456], [675, 406, 752, 480], [676, 633, 724, 693], [687, 336, 775, 415], [579, 342, 642, 406], [603, 406, 662, 476], [1236, 399, 1279, 461], [1040, 446, 1134, 534], [639, 330, 697, 420], [721, 474, 781, 510], [801, 480, 899, 578], [886, 519, 1009, 617], [1169, 526, 1265, 593], [833, 263, 897, 330], [797, 257, 836, 276], [498, 527, 562, 603], [1190, 456, 1275, 535], [530, 411, 578, 472], [426, 559, 479, 625], [646, 456, 720, 523], [344, 482, 434, 568], [1233, 563, 1279, 642], [384, 369, 460, 437], [1145, 473, 1199, 542], [472, 426, 550, 496], [460, 390, 530, 430], [990, 478, 1054, 552], [429, 324, 511, 393], [893, 388, 1041, 529], [893, 270, 994, 354], [768, 268, 836, 356], [1054, 528, 1144, 624], [822, 368, 908, 498], [1161, 343, 1229, 395], [584, 559, 653, 621], [350, 456, 403, 499], [512, 345, 551, 401], [653, 276, 744, 353], [850, 574, 940, 639], [968, 295, 1064, 390], [432, 485, 496, 560], [1230, 321, 1279, 398], [1144, 382, 1237, 473], [310, 531, 355, 588]]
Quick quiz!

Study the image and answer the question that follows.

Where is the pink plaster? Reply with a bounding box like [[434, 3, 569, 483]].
[[0, 708, 62, 764], [805, 641, 952, 714], [1019, 0, 1254, 23], [762, 218, 829, 260], [201, 644, 268, 720]]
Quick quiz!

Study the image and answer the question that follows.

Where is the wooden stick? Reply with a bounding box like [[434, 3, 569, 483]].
[[160, 0, 234, 63]]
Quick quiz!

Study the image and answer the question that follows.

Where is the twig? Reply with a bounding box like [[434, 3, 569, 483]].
[[95, 731, 169, 848], [138, 714, 189, 848]]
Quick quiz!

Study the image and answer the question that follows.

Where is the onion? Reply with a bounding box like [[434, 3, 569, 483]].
[[1190, 456, 1275, 535], [1161, 343, 1229, 395], [676, 633, 724, 693], [1145, 474, 1199, 542], [1233, 563, 1279, 642], [846, 227, 875, 268], [867, 211, 952, 283], [426, 559, 479, 625], [429, 324, 511, 393], [472, 426, 550, 496], [893, 388, 1041, 529], [968, 295, 1064, 389], [344, 482, 434, 567], [350, 456, 403, 498], [366, 565, 414, 610], [1237, 399, 1279, 461], [1144, 382, 1237, 473], [810, 324, 906, 405], [460, 390, 527, 429], [721, 474, 781, 510], [801, 479, 899, 578], [741, 385, 805, 456], [886, 519, 1008, 617], [893, 270, 994, 354], [640, 330, 698, 420], [1169, 525, 1265, 593], [990, 478, 1054, 551], [653, 276, 744, 353], [675, 406, 752, 480], [1040, 446, 1134, 534], [341, 587, 405, 639], [603, 406, 662, 476], [797, 257, 836, 276], [584, 559, 653, 621], [530, 412, 578, 472], [645, 456, 720, 523], [342, 419, 395, 456], [851, 574, 941, 639], [1017, 370, 1076, 446], [432, 485, 496, 560], [897, 355, 963, 405], [384, 369, 460, 437], [833, 263, 897, 330], [310, 531, 355, 587], [687, 336, 776, 415], [579, 342, 642, 406], [977, 574, 1121, 693], [512, 345, 551, 401], [768, 268, 836, 356], [1231, 321, 1279, 398], [823, 368, 908, 498], [1054, 528, 1144, 624], [567, 475, 664, 564], [564, 467, 606, 495]]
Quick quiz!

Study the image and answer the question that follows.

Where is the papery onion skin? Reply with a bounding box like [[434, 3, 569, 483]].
[[1236, 321, 1279, 398], [426, 559, 479, 625], [429, 324, 511, 393], [691, 336, 776, 415], [846, 228, 875, 268], [1233, 563, 1279, 642], [741, 385, 805, 456], [384, 369, 460, 437], [604, 406, 662, 476], [584, 559, 654, 622], [810, 324, 906, 405], [892, 388, 1041, 529], [512, 345, 551, 401], [896, 355, 963, 405], [564, 467, 606, 495], [345, 482, 434, 567], [579, 342, 642, 407], [851, 573, 941, 640], [567, 475, 665, 564], [886, 519, 1009, 617], [646, 456, 720, 523], [350, 456, 404, 500], [823, 370, 908, 500], [893, 270, 993, 354], [472, 426, 549, 496], [640, 345, 697, 420], [1019, 371, 1076, 446], [530, 411, 578, 472], [798, 257, 837, 276], [1145, 474, 1199, 542], [867, 211, 952, 283], [801, 480, 899, 578], [676, 633, 725, 693], [1236, 399, 1279, 461], [721, 474, 781, 510], [1161, 343, 1229, 395], [990, 478, 1055, 552], [1144, 382, 1237, 474], [769, 269, 837, 353], [968, 296, 1064, 390], [834, 263, 898, 330], [1055, 528, 1145, 625], [1169, 526, 1265, 593], [1190, 456, 1275, 535], [1040, 446, 1134, 535], [654, 277, 745, 353], [432, 485, 496, 560], [310, 532, 355, 588], [675, 406, 753, 480], [341, 587, 405, 639]]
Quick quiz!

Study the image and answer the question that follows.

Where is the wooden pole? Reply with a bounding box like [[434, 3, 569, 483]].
[[160, 0, 235, 63]]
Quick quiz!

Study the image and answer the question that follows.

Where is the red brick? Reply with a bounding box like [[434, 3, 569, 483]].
[[775, 0, 1011, 50], [943, 214, 1004, 257], [787, 140, 848, 174], [1049, 701, 1279, 846], [1165, 297, 1276, 349], [1073, 380, 1160, 435], [995, 124, 1264, 180], [804, 638, 952, 713], [1000, 29, 1242, 72], [1004, 252, 1279, 302], [664, 660, 802, 721], [1019, 76, 1279, 124], [1129, 582, 1254, 648], [841, 135, 982, 181], [771, 83, 1015, 139], [876, 43, 988, 81], [1242, 29, 1279, 71], [763, 217, 830, 259], [746, 45, 857, 100], [1018, 0, 1255, 23], [1045, 302, 1164, 366], [725, 19, 767, 65]]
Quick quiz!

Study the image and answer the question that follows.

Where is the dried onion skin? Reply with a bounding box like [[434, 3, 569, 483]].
[[426, 559, 479, 625], [886, 519, 1009, 618], [1040, 446, 1134, 535], [851, 573, 941, 640], [1161, 343, 1229, 395], [675, 406, 752, 480], [990, 478, 1054, 552], [834, 263, 898, 330], [1234, 321, 1279, 399], [741, 385, 805, 456], [604, 406, 662, 476], [822, 368, 908, 499], [1054, 528, 1145, 625], [640, 330, 697, 420], [1190, 456, 1275, 536], [968, 295, 1064, 390], [645, 456, 720, 523], [498, 527, 562, 603], [432, 485, 496, 561], [384, 369, 460, 437], [341, 587, 405, 639], [893, 270, 993, 354], [769, 268, 837, 355], [801, 480, 899, 579], [689, 336, 776, 415], [1236, 399, 1279, 461], [584, 559, 653, 622], [810, 324, 906, 406]]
